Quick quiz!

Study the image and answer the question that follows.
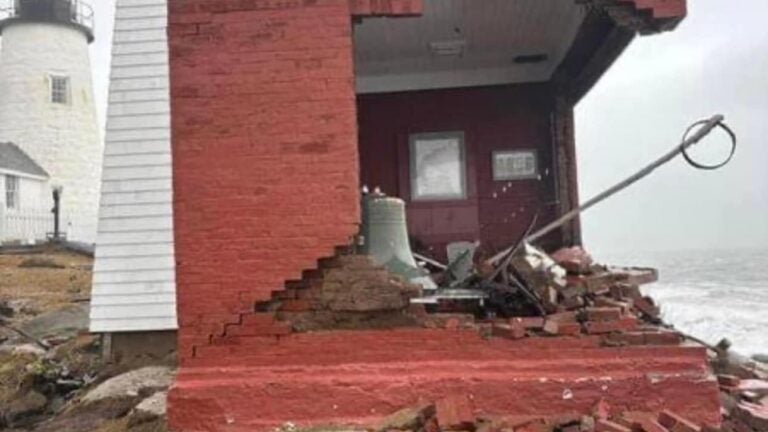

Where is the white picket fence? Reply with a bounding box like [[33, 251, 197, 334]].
[[0, 207, 54, 244]]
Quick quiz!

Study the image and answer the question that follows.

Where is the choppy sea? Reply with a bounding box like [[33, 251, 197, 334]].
[[595, 248, 768, 358]]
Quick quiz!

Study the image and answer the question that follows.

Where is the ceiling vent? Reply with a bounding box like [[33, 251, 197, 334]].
[[429, 40, 467, 57]]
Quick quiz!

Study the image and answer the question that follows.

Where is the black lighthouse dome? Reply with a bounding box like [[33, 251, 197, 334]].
[[0, 0, 94, 42]]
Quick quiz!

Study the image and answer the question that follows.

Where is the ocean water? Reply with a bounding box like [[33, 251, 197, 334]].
[[596, 248, 768, 357]]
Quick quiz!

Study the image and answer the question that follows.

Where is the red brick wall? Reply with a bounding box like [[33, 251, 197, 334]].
[[357, 84, 562, 261], [349, 0, 423, 16], [168, 0, 362, 359]]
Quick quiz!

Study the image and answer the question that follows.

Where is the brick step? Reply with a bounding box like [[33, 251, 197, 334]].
[[169, 335, 720, 432], [185, 355, 708, 378], [190, 328, 698, 365]]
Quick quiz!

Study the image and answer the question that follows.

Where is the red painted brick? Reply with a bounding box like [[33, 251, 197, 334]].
[[350, 0, 423, 16], [544, 320, 583, 336], [493, 323, 525, 340], [435, 395, 475, 430], [169, 0, 361, 360], [592, 398, 611, 420], [586, 307, 623, 322], [658, 410, 701, 432], [510, 317, 545, 329], [586, 318, 638, 335]]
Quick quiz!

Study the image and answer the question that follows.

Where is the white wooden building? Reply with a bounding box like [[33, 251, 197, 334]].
[[89, 0, 177, 333], [0, 142, 52, 243]]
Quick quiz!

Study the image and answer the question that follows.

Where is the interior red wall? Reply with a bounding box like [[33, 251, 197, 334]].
[[167, 0, 362, 359], [358, 84, 561, 260]]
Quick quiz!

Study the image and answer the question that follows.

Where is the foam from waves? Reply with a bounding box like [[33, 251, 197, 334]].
[[595, 248, 768, 357]]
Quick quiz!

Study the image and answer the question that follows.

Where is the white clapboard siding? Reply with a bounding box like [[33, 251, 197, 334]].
[[90, 0, 177, 333]]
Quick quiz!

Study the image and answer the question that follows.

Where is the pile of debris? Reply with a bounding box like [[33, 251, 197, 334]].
[[485, 245, 679, 345], [413, 242, 676, 344], [263, 254, 423, 332], [718, 374, 768, 432], [372, 394, 714, 432]]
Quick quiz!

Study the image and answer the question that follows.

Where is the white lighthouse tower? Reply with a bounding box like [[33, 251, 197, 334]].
[[0, 0, 101, 243]]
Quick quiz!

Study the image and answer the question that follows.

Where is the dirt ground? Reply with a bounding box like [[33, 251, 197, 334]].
[[0, 246, 92, 325], [0, 246, 170, 431]]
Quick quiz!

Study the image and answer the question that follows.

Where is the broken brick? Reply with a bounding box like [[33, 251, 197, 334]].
[[633, 297, 661, 318], [435, 395, 475, 431], [492, 323, 525, 340], [596, 419, 633, 432], [733, 402, 768, 431], [717, 374, 741, 388], [594, 297, 633, 314], [543, 320, 582, 336], [586, 318, 637, 334], [586, 307, 623, 322], [445, 317, 461, 330], [610, 284, 642, 300], [561, 296, 586, 310], [551, 246, 594, 274], [510, 317, 545, 329], [611, 267, 659, 286], [643, 331, 683, 345], [592, 398, 611, 420], [549, 311, 579, 322], [657, 410, 701, 432]]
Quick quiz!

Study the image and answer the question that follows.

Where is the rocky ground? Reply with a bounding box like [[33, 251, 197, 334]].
[[0, 245, 173, 431]]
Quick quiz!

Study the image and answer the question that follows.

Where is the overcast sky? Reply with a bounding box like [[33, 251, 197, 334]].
[[87, 0, 767, 254]]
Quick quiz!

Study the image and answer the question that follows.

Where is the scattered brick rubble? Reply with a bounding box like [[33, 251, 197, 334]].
[[205, 244, 766, 432], [718, 375, 768, 432], [373, 394, 721, 432]]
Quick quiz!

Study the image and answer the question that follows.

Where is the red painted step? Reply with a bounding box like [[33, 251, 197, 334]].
[[168, 329, 720, 432]]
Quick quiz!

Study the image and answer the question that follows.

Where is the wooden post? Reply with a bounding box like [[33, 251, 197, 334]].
[[0, 201, 5, 243], [552, 97, 582, 247]]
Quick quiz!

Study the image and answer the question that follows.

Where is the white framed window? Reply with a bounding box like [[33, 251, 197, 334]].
[[492, 150, 539, 181], [50, 75, 70, 104], [5, 175, 19, 210], [409, 132, 467, 201]]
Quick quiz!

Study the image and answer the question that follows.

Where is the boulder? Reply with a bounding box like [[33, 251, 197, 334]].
[[128, 391, 168, 426], [82, 366, 175, 403], [3, 390, 47, 425], [19, 304, 89, 340]]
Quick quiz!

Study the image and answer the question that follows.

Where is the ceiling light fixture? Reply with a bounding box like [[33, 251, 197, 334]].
[[429, 40, 467, 57], [514, 53, 549, 64]]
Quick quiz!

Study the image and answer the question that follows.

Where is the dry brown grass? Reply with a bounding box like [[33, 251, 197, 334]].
[[0, 246, 92, 323]]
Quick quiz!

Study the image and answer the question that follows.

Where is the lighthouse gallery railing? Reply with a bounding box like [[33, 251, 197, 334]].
[[0, 0, 93, 33]]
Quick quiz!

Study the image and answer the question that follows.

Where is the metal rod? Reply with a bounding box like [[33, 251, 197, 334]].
[[489, 114, 726, 264]]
